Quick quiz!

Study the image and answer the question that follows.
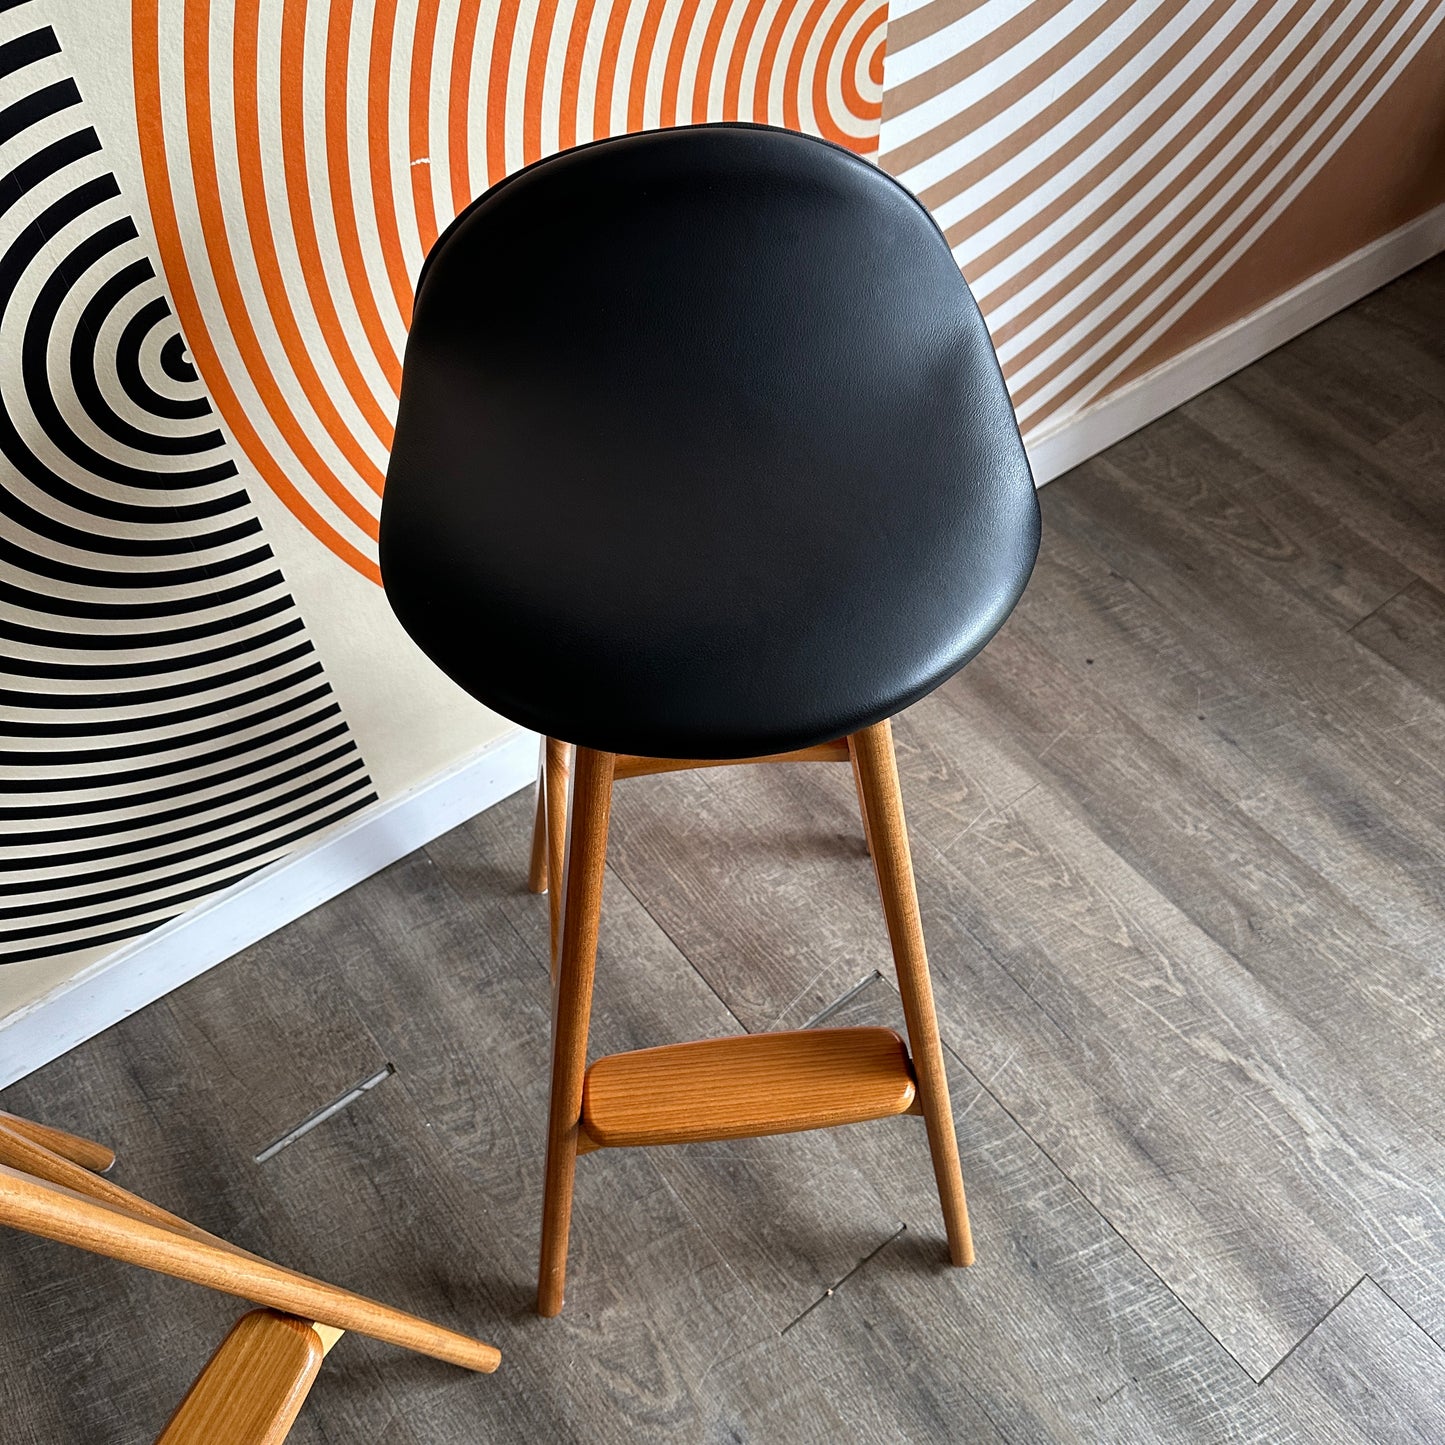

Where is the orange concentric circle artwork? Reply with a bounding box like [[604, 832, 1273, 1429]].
[[132, 0, 888, 583]]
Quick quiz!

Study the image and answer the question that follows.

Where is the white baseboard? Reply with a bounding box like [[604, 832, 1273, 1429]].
[[0, 727, 537, 1089], [1023, 200, 1445, 485]]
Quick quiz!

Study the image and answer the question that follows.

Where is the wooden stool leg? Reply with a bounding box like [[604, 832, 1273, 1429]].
[[850, 719, 975, 1267], [0, 1166, 501, 1371], [0, 1110, 114, 1174], [545, 737, 571, 975], [537, 746, 615, 1316], [847, 736, 876, 862], [527, 738, 550, 894]]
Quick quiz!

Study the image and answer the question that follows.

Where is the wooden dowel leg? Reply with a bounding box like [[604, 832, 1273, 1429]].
[[0, 1122, 219, 1242], [527, 738, 550, 894], [847, 737, 876, 862], [545, 738, 571, 977], [850, 719, 974, 1267], [0, 1124, 329, 1277], [537, 747, 615, 1316], [0, 1164, 500, 1372], [0, 1110, 114, 1174]]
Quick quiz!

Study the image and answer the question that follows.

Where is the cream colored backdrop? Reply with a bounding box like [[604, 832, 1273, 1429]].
[[0, 0, 887, 1016], [3, 0, 1442, 1039]]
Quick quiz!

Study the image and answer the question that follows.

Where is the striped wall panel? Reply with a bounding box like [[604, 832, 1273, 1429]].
[[0, 1, 375, 967], [130, 0, 890, 585], [12, 0, 1433, 1006], [878, 0, 1445, 442]]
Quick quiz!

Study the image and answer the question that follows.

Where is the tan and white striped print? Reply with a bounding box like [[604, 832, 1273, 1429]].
[[878, 0, 1445, 448]]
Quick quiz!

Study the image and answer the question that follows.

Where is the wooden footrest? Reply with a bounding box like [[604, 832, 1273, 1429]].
[[579, 1027, 918, 1150]]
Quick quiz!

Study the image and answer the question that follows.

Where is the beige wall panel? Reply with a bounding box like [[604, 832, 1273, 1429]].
[[1, 0, 888, 1018], [1119, 27, 1445, 387]]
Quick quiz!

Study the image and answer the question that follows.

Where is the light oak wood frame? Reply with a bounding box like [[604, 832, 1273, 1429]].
[[156, 1308, 341, 1445], [537, 746, 616, 1315], [531, 716, 973, 1316], [0, 1112, 499, 1443]]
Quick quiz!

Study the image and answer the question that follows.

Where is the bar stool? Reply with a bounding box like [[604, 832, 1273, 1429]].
[[380, 123, 1039, 1316], [0, 1109, 498, 1441]]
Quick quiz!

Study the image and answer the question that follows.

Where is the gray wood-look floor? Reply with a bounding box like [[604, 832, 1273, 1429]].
[[4, 257, 1445, 1443]]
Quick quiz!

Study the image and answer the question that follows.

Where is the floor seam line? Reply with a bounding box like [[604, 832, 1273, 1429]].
[[1256, 1275, 1367, 1385], [608, 862, 752, 1035], [1361, 1272, 1445, 1355], [799, 969, 885, 1030], [1345, 580, 1414, 635], [941, 1041, 1263, 1384], [779, 1221, 907, 1336]]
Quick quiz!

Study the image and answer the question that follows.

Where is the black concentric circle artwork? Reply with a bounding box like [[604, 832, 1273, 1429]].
[[0, 7, 375, 967]]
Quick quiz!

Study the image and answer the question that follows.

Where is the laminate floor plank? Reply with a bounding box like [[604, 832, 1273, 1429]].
[[1041, 455, 1445, 940], [1351, 576, 1445, 700], [1244, 345, 1445, 556], [1006, 525, 1441, 977], [1310, 306, 1445, 437], [1251, 309, 1437, 449], [953, 578, 1445, 1141], [1357, 253, 1445, 356], [1066, 432, 1445, 802], [1076, 405, 1414, 630], [1186, 367, 1445, 593], [1261, 1277, 1445, 1445], [1375, 401, 1445, 532]]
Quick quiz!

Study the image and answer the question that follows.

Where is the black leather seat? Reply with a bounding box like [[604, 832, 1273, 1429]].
[[381, 123, 1039, 759]]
